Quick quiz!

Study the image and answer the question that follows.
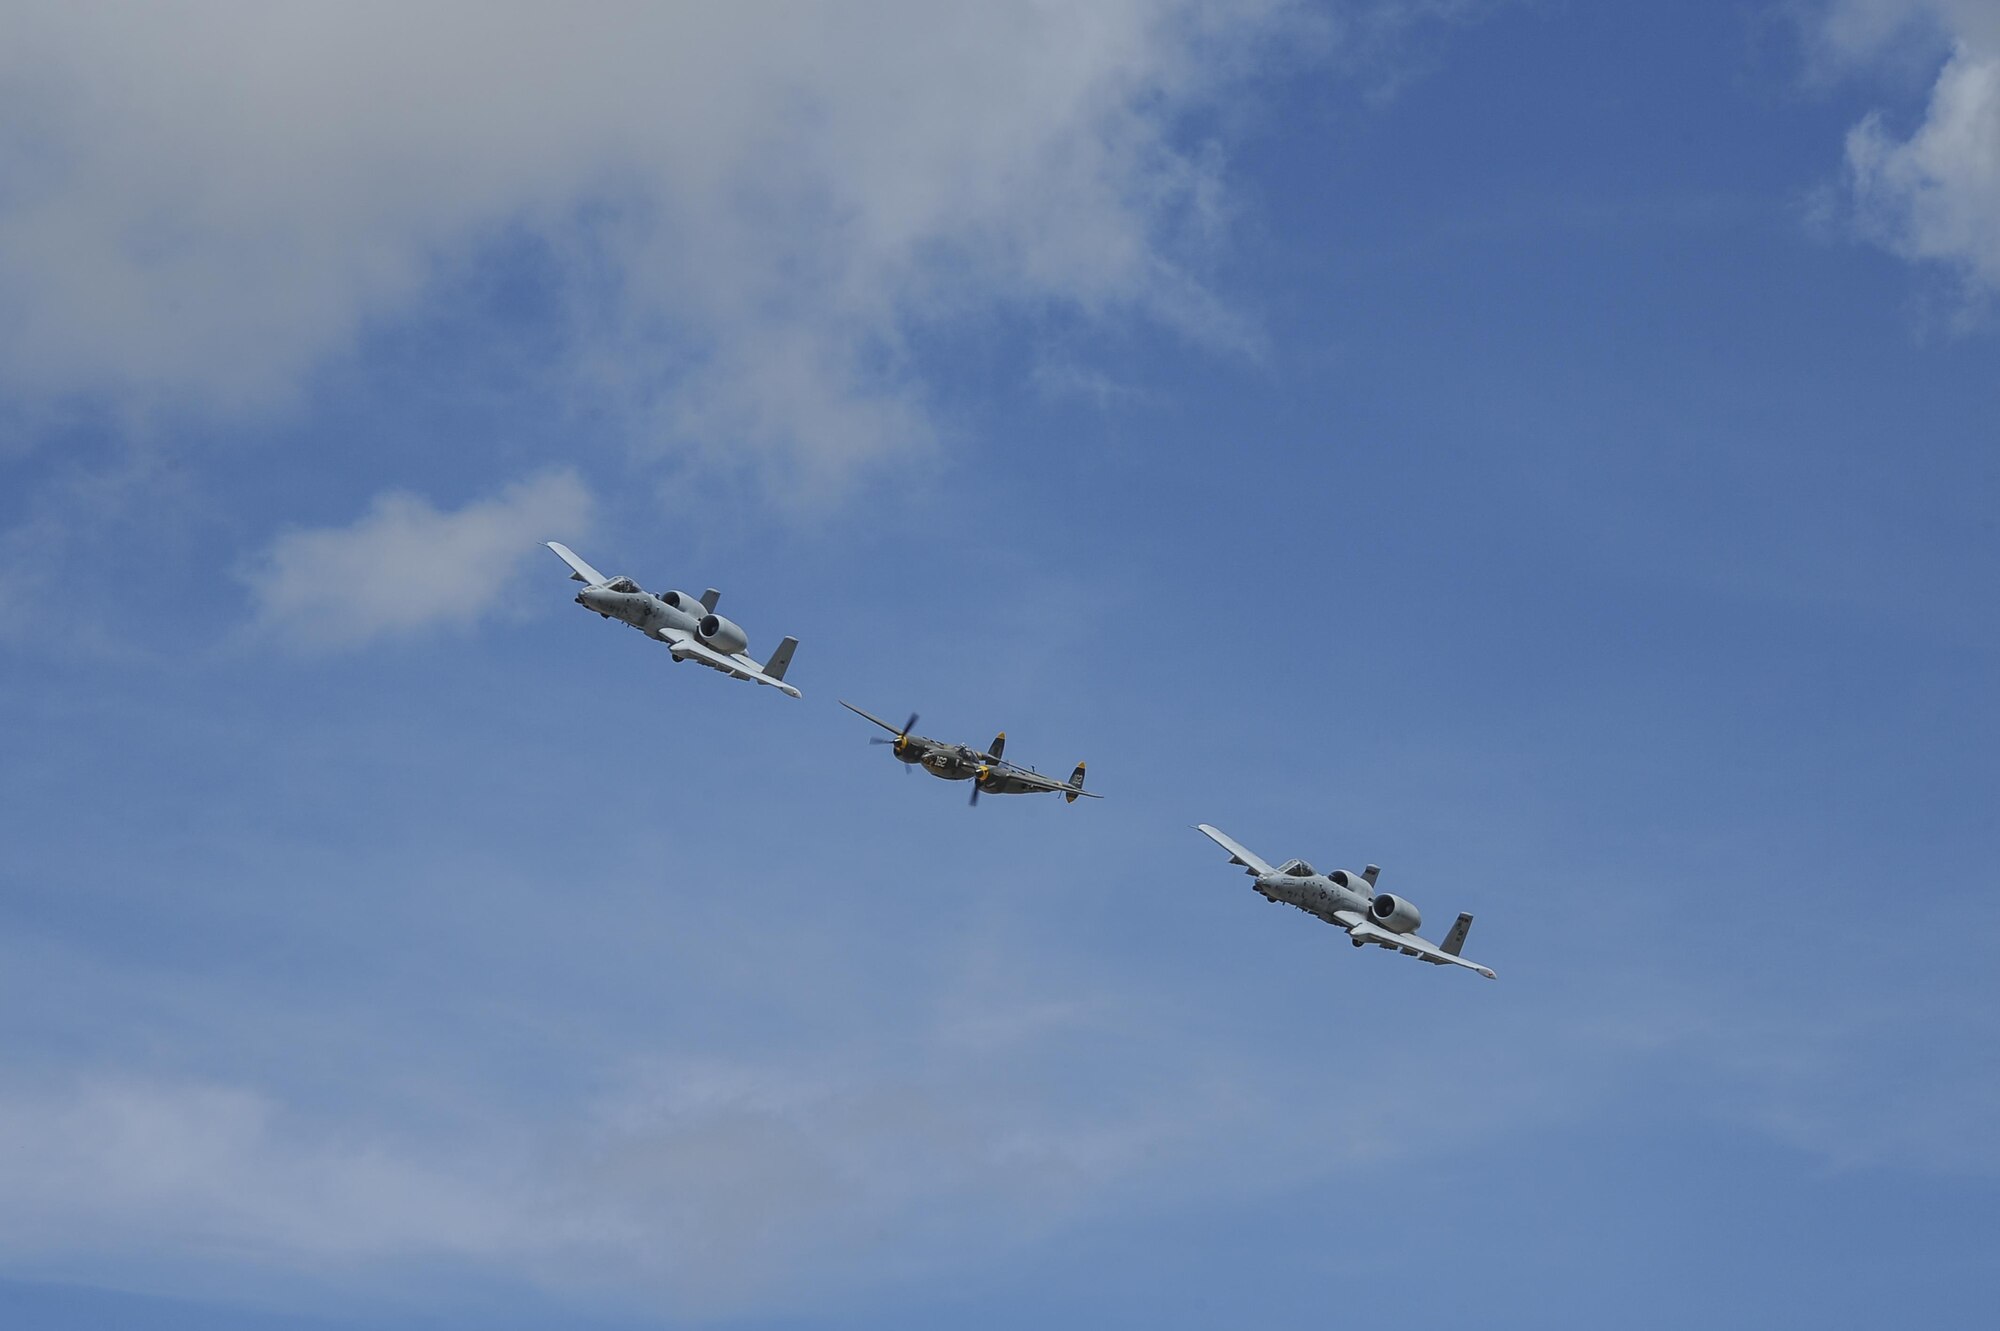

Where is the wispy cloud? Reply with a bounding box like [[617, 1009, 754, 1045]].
[[0, 1022, 1504, 1317], [3, 912, 1990, 1321], [1818, 2, 2000, 301], [241, 469, 591, 649], [0, 1076, 517, 1264]]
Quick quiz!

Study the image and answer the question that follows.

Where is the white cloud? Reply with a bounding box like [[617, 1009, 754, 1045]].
[[242, 469, 591, 648], [0, 2, 1314, 489], [0, 1077, 517, 1265], [0, 1033, 1204, 1314], [2, 932, 1982, 1320], [0, 1017, 1537, 1318], [1823, 2, 2000, 296]]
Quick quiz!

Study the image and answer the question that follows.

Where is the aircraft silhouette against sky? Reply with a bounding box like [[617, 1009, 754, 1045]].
[[840, 701, 1100, 806], [1196, 824, 1495, 978], [546, 541, 801, 697]]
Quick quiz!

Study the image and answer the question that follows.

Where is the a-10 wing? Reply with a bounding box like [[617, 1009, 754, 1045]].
[[547, 541, 608, 586], [1196, 824, 1277, 876], [658, 624, 802, 699], [1332, 910, 1495, 979]]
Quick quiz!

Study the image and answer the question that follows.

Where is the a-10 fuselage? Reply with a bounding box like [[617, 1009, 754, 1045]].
[[1249, 856, 1432, 945], [577, 581, 696, 638], [575, 579, 752, 656], [1254, 862, 1374, 926]]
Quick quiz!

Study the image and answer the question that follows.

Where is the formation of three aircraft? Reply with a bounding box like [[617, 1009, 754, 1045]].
[[547, 541, 1495, 979]]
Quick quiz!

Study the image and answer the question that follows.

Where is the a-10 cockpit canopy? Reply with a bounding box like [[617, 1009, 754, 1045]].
[[604, 576, 642, 593], [1277, 858, 1316, 877]]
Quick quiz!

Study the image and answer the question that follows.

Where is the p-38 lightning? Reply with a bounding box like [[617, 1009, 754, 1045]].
[[840, 702, 1101, 806], [1195, 824, 1494, 978], [546, 542, 801, 697]]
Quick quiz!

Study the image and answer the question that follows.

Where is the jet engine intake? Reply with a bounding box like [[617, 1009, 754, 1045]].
[[697, 614, 749, 655], [1368, 893, 1422, 934], [660, 590, 703, 612]]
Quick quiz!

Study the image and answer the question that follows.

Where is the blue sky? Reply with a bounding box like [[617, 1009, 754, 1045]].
[[2, 2, 1997, 1326]]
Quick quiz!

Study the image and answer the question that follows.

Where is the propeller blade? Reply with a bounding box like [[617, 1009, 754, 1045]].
[[869, 737, 896, 745], [902, 714, 918, 738], [969, 783, 979, 806]]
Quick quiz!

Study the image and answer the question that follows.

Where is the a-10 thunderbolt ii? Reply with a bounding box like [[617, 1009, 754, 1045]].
[[1195, 824, 1494, 978], [546, 542, 801, 697], [840, 701, 1101, 806]]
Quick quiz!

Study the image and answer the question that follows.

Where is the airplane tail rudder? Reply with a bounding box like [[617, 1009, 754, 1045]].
[[1441, 913, 1474, 957], [1065, 762, 1086, 804], [763, 636, 799, 682], [989, 732, 1006, 762]]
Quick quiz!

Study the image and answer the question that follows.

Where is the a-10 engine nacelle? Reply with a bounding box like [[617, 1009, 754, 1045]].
[[1368, 893, 1422, 934], [659, 590, 704, 613], [697, 614, 748, 655]]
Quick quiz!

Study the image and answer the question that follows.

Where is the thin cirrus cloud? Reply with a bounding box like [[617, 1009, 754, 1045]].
[[0, 992, 1582, 1317], [241, 470, 592, 649], [1823, 1, 2000, 297], [0, 1076, 518, 1264], [0, 1, 1310, 489], [1, 970, 1968, 1318]]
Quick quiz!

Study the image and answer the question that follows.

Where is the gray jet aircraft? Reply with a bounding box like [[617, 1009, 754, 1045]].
[[547, 542, 801, 697], [841, 701, 1100, 805], [1196, 824, 1494, 978]]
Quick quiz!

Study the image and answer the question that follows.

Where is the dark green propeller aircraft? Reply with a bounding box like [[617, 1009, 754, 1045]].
[[840, 701, 1100, 806]]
